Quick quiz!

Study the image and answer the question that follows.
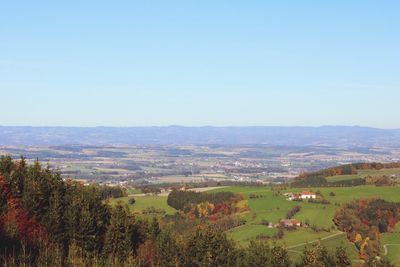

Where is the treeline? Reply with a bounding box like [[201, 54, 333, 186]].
[[291, 175, 365, 188], [286, 205, 301, 219], [297, 164, 358, 180], [289, 162, 400, 187], [167, 190, 236, 211], [97, 184, 127, 199], [298, 162, 400, 180], [334, 198, 400, 261]]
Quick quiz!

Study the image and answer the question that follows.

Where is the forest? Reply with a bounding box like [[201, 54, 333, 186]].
[[334, 199, 400, 261], [291, 163, 400, 187]]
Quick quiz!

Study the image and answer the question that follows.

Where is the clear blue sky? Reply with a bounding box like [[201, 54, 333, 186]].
[[1, 1, 399, 128]]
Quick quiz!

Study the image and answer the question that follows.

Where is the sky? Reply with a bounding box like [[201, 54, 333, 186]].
[[0, 1, 399, 128]]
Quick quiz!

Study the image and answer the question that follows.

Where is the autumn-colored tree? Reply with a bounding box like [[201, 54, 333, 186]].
[[335, 246, 351, 267], [299, 244, 335, 267]]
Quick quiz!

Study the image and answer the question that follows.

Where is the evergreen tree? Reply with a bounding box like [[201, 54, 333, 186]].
[[184, 227, 238, 267], [243, 241, 271, 267], [104, 204, 131, 265], [155, 229, 182, 267], [45, 182, 68, 264], [149, 217, 161, 240]]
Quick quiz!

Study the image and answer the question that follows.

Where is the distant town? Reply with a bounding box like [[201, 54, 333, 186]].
[[1, 144, 399, 187]]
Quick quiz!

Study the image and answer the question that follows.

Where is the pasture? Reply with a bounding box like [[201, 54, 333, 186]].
[[108, 195, 176, 215], [381, 223, 400, 263], [109, 184, 400, 264], [211, 185, 400, 264]]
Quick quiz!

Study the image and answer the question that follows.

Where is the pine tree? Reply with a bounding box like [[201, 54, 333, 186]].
[[184, 227, 238, 267], [155, 229, 182, 267], [149, 217, 161, 240], [244, 241, 271, 267], [104, 204, 131, 265]]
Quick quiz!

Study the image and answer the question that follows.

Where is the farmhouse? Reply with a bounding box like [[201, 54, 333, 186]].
[[300, 191, 316, 199], [285, 191, 317, 201], [280, 219, 301, 228], [284, 192, 301, 201]]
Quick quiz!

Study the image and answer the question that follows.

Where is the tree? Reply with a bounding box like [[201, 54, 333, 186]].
[[104, 204, 131, 265], [45, 182, 68, 264], [149, 217, 161, 240], [335, 246, 351, 267], [184, 227, 238, 267], [155, 230, 182, 267], [300, 244, 335, 267], [128, 197, 136, 205], [271, 245, 291, 267], [243, 241, 271, 267]]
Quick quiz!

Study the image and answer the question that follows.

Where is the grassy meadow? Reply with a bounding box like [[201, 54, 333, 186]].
[[211, 185, 400, 264], [109, 183, 400, 264], [108, 195, 176, 215]]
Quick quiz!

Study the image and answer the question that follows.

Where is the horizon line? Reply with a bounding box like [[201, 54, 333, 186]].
[[0, 125, 399, 130]]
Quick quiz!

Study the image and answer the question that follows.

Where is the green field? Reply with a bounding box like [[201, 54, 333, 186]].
[[125, 187, 142, 195], [226, 224, 277, 243], [326, 174, 360, 182], [211, 185, 400, 264], [381, 223, 400, 263], [110, 184, 400, 264], [109, 195, 176, 215]]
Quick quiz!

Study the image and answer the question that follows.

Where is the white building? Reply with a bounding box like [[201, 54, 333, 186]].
[[300, 191, 316, 199]]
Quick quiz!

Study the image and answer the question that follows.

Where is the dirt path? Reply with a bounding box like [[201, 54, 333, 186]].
[[383, 244, 400, 255], [287, 231, 345, 249]]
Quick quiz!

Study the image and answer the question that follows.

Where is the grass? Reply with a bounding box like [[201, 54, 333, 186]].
[[125, 187, 142, 195], [108, 195, 176, 215], [109, 184, 400, 264], [294, 202, 336, 229], [381, 223, 400, 264], [226, 224, 278, 244], [326, 174, 360, 182], [211, 185, 400, 264]]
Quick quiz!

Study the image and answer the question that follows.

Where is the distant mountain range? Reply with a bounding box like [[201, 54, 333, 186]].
[[0, 126, 400, 147]]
